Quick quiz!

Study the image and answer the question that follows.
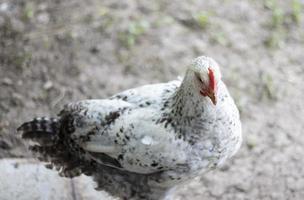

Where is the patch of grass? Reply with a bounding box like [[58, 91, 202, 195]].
[[291, 0, 302, 24], [14, 52, 32, 69], [22, 2, 35, 21], [263, 0, 287, 49], [155, 16, 175, 27], [178, 11, 211, 30], [98, 16, 115, 31], [264, 0, 284, 28], [258, 71, 278, 101], [264, 31, 285, 48], [118, 20, 150, 48], [264, 0, 276, 9], [265, 0, 302, 27], [193, 12, 210, 29], [128, 20, 149, 36], [210, 32, 230, 47], [93, 6, 115, 32], [98, 7, 110, 17], [271, 6, 284, 28]]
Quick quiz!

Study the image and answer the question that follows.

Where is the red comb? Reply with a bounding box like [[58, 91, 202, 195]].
[[208, 68, 216, 91]]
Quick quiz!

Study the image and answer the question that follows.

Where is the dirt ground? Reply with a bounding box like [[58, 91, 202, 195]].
[[0, 0, 304, 199]]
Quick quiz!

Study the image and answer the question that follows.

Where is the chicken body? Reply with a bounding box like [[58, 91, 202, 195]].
[[18, 56, 242, 200]]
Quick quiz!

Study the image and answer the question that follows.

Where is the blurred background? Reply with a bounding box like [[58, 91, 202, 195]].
[[0, 0, 304, 199]]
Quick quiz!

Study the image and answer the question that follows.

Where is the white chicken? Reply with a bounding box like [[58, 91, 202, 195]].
[[18, 56, 242, 200]]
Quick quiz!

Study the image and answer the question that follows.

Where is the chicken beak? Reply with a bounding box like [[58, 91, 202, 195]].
[[208, 91, 217, 105], [200, 88, 217, 105]]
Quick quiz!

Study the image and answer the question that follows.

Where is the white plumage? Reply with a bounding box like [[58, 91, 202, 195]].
[[18, 56, 242, 200]]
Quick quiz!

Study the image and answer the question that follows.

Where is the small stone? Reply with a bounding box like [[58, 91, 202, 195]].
[[12, 93, 23, 100], [43, 81, 53, 90], [2, 77, 13, 85], [0, 2, 9, 12], [17, 80, 23, 86], [37, 13, 50, 24], [246, 134, 257, 150]]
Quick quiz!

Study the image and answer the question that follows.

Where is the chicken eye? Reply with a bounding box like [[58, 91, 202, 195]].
[[195, 73, 203, 84]]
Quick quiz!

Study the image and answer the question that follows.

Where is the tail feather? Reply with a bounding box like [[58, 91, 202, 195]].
[[17, 117, 60, 146], [17, 116, 95, 178]]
